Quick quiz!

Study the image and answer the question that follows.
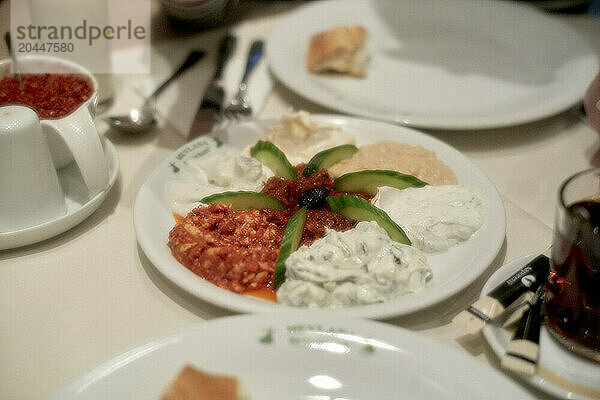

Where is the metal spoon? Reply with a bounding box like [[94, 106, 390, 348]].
[[4, 32, 23, 86], [105, 50, 205, 133]]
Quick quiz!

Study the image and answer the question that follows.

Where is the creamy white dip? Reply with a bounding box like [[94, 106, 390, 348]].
[[168, 147, 272, 216], [376, 185, 485, 253], [277, 221, 432, 308], [187, 148, 272, 189], [258, 110, 356, 164]]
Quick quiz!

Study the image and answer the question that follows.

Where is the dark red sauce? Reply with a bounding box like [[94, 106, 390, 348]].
[[261, 164, 370, 245], [546, 200, 600, 352], [0, 73, 93, 119]]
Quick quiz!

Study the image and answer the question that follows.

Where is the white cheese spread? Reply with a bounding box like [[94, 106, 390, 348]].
[[168, 147, 272, 216], [277, 221, 432, 308], [376, 185, 485, 253], [259, 110, 356, 164]]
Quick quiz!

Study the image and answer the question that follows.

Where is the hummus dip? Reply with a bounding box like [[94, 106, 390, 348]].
[[328, 141, 457, 185]]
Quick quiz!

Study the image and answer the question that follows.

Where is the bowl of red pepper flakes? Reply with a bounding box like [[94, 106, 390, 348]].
[[0, 55, 109, 189], [0, 55, 98, 120]]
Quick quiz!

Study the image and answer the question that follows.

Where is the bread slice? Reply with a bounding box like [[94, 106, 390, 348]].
[[160, 365, 241, 400], [307, 25, 369, 77]]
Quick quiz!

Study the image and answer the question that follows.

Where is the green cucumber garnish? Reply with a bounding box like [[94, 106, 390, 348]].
[[250, 140, 297, 179], [273, 207, 307, 288], [333, 170, 427, 196], [326, 195, 411, 244], [201, 191, 286, 211], [303, 144, 358, 177]]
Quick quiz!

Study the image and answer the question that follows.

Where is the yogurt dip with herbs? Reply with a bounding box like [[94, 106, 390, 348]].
[[277, 221, 432, 308], [376, 185, 485, 253]]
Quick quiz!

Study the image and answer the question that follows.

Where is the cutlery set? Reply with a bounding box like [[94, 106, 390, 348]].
[[190, 35, 264, 140], [105, 34, 263, 138]]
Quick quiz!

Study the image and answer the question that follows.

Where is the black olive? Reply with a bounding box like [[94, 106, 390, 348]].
[[298, 187, 330, 210]]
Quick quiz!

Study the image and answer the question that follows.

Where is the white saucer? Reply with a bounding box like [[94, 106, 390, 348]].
[[0, 138, 119, 250], [482, 253, 600, 400]]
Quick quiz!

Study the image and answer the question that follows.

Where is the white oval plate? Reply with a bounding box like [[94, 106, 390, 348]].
[[482, 253, 600, 400], [134, 115, 505, 318], [0, 138, 119, 250], [49, 313, 537, 399], [266, 0, 599, 130]]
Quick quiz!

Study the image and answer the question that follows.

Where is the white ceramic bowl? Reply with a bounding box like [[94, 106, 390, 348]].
[[160, 0, 237, 25]]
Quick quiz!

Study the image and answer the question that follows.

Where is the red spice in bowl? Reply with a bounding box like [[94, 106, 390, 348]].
[[0, 73, 93, 119]]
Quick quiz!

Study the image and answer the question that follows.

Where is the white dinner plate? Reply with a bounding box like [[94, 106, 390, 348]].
[[266, 0, 599, 130], [482, 253, 600, 400], [0, 138, 119, 250], [49, 313, 537, 399], [134, 115, 505, 318]]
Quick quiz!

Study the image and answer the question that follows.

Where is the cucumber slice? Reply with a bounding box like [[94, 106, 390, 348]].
[[303, 144, 358, 177], [273, 207, 307, 289], [250, 140, 297, 179], [333, 170, 427, 196], [326, 195, 411, 245], [201, 191, 286, 211]]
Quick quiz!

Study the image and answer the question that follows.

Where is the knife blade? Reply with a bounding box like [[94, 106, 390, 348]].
[[188, 34, 237, 141]]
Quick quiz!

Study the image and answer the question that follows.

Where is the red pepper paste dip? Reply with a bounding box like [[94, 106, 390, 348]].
[[169, 203, 283, 293], [0, 73, 93, 119], [167, 164, 371, 295], [261, 164, 368, 245]]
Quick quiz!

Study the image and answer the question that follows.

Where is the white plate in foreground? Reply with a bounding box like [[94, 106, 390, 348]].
[[134, 115, 505, 318], [267, 0, 599, 130], [0, 138, 119, 250], [50, 313, 537, 399], [482, 254, 600, 400]]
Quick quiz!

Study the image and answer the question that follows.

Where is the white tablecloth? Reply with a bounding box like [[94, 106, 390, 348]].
[[1, 1, 599, 399]]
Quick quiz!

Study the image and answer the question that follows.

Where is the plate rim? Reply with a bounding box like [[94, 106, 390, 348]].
[[266, 0, 600, 130], [134, 114, 506, 318], [49, 312, 536, 399]]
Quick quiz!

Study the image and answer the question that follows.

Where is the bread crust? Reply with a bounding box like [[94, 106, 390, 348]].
[[307, 26, 367, 77], [160, 365, 240, 400]]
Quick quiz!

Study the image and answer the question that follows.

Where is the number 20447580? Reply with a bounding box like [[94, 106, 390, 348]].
[[18, 42, 74, 53]]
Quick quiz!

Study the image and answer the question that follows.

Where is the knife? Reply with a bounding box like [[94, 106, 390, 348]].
[[188, 34, 237, 141]]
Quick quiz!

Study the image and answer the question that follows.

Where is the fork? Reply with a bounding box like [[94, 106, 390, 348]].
[[223, 40, 264, 120]]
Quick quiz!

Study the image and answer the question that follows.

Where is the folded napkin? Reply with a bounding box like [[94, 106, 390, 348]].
[[124, 24, 273, 137]]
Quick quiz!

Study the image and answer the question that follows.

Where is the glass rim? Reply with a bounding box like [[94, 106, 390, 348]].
[[559, 167, 600, 216]]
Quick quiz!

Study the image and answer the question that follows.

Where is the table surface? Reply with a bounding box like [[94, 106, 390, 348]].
[[1, 1, 600, 399]]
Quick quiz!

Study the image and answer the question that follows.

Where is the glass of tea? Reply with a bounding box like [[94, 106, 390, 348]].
[[546, 168, 600, 363]]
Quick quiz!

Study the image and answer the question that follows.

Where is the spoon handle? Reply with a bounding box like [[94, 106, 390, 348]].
[[150, 50, 206, 100], [4, 32, 23, 85]]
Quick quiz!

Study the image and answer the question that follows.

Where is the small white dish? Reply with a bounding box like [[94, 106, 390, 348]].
[[49, 313, 537, 399], [482, 253, 600, 400], [133, 115, 505, 318], [267, 0, 599, 130], [160, 0, 236, 24], [0, 138, 119, 250]]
